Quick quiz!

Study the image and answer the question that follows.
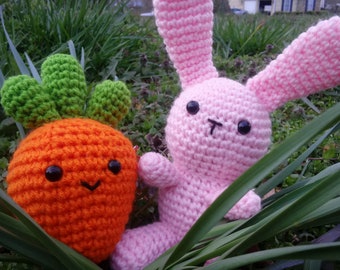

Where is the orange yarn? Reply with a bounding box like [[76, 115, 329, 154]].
[[7, 118, 137, 263]]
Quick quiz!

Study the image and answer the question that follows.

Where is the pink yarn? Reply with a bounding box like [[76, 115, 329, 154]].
[[154, 0, 219, 89], [247, 16, 340, 112], [111, 0, 340, 268]]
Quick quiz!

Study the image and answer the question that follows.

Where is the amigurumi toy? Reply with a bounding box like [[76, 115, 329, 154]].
[[0, 54, 138, 263], [111, 0, 340, 268]]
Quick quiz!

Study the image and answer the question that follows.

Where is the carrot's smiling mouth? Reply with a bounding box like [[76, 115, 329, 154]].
[[80, 180, 101, 191]]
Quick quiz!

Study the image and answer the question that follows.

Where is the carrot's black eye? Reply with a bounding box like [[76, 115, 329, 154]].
[[108, 160, 121, 175], [238, 120, 251, 135], [186, 100, 200, 115], [45, 165, 63, 182]]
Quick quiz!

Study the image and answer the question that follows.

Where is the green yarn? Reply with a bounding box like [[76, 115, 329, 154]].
[[0, 75, 60, 128], [41, 54, 87, 118], [86, 80, 131, 127], [0, 53, 132, 129]]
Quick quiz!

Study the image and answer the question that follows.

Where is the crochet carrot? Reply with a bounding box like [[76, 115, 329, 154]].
[[1, 54, 138, 263]]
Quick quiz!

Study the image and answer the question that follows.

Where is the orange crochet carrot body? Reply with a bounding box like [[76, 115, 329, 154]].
[[7, 118, 137, 262], [1, 54, 138, 263]]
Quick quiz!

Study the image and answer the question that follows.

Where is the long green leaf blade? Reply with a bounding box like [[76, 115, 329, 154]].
[[0, 6, 30, 76], [24, 52, 41, 83], [0, 230, 65, 269], [219, 169, 340, 260], [0, 189, 100, 269], [257, 123, 339, 197], [0, 69, 5, 88], [203, 242, 340, 270]]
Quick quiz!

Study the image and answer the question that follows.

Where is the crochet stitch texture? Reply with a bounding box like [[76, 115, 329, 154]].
[[111, 0, 340, 268], [1, 54, 131, 128], [1, 54, 138, 263], [7, 118, 137, 263]]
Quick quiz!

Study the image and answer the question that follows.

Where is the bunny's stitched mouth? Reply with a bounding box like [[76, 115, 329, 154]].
[[80, 180, 101, 191], [208, 119, 223, 135]]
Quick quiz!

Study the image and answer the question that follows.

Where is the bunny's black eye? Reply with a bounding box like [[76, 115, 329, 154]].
[[186, 100, 200, 115], [108, 160, 121, 174], [45, 165, 63, 182], [238, 120, 251, 135]]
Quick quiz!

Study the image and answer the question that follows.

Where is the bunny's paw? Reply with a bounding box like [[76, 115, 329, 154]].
[[226, 189, 261, 220], [139, 152, 179, 187]]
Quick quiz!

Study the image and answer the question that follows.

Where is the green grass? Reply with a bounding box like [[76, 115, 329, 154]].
[[0, 0, 152, 82], [0, 3, 339, 269], [213, 12, 331, 57]]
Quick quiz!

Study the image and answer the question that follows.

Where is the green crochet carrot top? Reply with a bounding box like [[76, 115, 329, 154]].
[[1, 53, 131, 129]]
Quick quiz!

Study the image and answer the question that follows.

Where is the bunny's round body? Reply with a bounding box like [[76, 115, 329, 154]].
[[112, 78, 271, 269], [158, 78, 272, 223], [111, 0, 340, 268]]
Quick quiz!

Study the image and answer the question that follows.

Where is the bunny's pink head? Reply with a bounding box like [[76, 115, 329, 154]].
[[166, 77, 271, 183]]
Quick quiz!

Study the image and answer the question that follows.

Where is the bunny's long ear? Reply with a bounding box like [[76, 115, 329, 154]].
[[153, 0, 218, 89], [246, 16, 340, 112]]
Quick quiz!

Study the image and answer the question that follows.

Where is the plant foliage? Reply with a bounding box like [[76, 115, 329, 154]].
[[0, 3, 338, 268], [0, 0, 148, 82]]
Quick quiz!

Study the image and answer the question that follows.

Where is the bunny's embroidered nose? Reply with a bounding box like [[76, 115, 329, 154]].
[[208, 119, 223, 135]]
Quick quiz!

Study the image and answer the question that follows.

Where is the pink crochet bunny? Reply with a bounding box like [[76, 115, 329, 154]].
[[111, 0, 340, 268]]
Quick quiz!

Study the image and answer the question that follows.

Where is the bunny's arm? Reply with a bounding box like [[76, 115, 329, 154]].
[[138, 152, 180, 187], [226, 189, 261, 220], [208, 188, 261, 220]]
